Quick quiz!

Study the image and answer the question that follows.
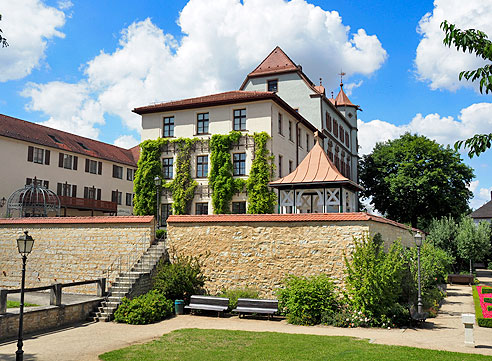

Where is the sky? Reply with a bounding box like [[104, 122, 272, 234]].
[[0, 0, 491, 210]]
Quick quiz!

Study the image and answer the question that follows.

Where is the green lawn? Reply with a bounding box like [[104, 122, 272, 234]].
[[6, 300, 39, 308], [99, 329, 490, 361]]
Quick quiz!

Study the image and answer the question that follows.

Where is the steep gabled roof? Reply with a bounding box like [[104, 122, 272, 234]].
[[471, 200, 492, 219], [269, 139, 363, 190], [0, 114, 138, 167], [247, 46, 300, 77]]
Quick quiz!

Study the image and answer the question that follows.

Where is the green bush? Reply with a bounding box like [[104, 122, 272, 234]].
[[344, 233, 406, 321], [484, 297, 492, 303], [152, 255, 205, 302], [278, 274, 338, 326], [156, 229, 166, 240], [114, 290, 173, 324], [218, 288, 259, 311], [482, 287, 492, 293]]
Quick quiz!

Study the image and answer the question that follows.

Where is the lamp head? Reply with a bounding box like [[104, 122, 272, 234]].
[[414, 232, 423, 247], [154, 176, 161, 186], [17, 231, 34, 256]]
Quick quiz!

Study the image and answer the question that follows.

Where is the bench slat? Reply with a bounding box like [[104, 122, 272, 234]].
[[233, 307, 276, 314], [185, 305, 228, 311]]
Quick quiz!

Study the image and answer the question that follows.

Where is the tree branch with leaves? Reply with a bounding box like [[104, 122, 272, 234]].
[[441, 20, 492, 157]]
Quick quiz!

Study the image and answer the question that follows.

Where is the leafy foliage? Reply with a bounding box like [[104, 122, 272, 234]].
[[427, 217, 459, 258], [165, 138, 198, 215], [152, 255, 205, 302], [218, 288, 259, 311], [456, 217, 491, 266], [441, 20, 492, 94], [209, 131, 243, 214], [441, 20, 492, 158], [277, 274, 339, 326], [133, 139, 167, 216], [359, 133, 474, 229], [247, 132, 276, 214], [0, 14, 8, 48], [114, 290, 173, 324], [344, 233, 406, 320]]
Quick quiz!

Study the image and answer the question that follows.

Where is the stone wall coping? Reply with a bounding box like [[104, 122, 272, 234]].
[[167, 212, 420, 232], [0, 216, 154, 225]]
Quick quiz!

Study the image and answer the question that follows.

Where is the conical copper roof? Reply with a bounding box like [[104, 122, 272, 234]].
[[270, 140, 363, 190]]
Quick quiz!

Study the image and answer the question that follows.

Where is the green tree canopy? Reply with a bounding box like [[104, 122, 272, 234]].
[[359, 133, 474, 229], [441, 20, 492, 157], [456, 216, 491, 267]]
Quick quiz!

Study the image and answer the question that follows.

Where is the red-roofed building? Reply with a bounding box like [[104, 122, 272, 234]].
[[133, 47, 360, 221], [0, 114, 138, 217]]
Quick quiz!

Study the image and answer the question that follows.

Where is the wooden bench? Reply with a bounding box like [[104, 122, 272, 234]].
[[447, 274, 474, 285], [184, 295, 229, 317], [232, 298, 278, 319]]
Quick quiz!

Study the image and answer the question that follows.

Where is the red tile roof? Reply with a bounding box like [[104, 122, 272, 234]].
[[0, 216, 154, 225], [167, 212, 418, 232], [0, 114, 138, 167], [133, 91, 321, 134], [270, 140, 363, 190], [247, 46, 299, 77]]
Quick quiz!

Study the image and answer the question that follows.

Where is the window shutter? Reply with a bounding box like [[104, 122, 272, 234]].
[[27, 146, 34, 162], [111, 191, 116, 203], [97, 188, 101, 200], [85, 159, 90, 172], [98, 162, 102, 175], [59, 153, 64, 167], [57, 183, 62, 195], [73, 156, 78, 170], [84, 186, 88, 199], [26, 178, 32, 185], [72, 185, 77, 198], [45, 150, 50, 165], [112, 165, 116, 177]]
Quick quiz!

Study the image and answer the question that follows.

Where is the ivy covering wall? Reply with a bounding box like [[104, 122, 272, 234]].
[[165, 138, 198, 215], [247, 132, 276, 214], [209, 131, 244, 214], [133, 138, 167, 216], [134, 131, 276, 216]]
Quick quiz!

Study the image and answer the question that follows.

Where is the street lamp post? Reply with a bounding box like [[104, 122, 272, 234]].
[[16, 231, 34, 361], [414, 231, 423, 315], [154, 176, 161, 228]]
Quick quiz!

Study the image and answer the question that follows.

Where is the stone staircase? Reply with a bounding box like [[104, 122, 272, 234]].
[[90, 240, 167, 322]]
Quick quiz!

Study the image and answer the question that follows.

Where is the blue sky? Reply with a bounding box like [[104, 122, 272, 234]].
[[1, 0, 491, 209]]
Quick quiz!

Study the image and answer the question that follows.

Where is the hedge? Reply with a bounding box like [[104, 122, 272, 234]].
[[472, 285, 492, 328]]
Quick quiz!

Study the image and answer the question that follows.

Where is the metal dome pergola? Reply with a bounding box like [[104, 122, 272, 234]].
[[6, 178, 61, 217]]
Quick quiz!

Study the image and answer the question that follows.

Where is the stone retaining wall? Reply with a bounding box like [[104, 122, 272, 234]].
[[166, 213, 416, 297], [0, 216, 155, 293], [0, 298, 102, 340]]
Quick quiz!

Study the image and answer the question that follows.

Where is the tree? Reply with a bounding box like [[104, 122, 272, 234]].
[[441, 20, 492, 157], [456, 216, 491, 273], [359, 133, 474, 229], [0, 14, 8, 48]]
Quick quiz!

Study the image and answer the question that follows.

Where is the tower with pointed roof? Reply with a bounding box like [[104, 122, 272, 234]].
[[241, 46, 359, 184]]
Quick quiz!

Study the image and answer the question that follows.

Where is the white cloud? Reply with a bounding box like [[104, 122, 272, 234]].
[[21, 0, 387, 138], [114, 135, 139, 149], [415, 0, 492, 92], [358, 102, 492, 155], [344, 80, 363, 96], [468, 180, 492, 210], [21, 81, 104, 138], [0, 0, 67, 82]]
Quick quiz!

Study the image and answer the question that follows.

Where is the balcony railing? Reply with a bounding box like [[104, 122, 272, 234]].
[[59, 196, 117, 213]]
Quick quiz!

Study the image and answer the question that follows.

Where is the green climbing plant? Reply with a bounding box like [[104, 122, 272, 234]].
[[247, 132, 276, 214], [165, 138, 199, 215], [209, 131, 243, 214]]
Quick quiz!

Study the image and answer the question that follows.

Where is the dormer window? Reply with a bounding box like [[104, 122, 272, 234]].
[[267, 79, 278, 92]]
